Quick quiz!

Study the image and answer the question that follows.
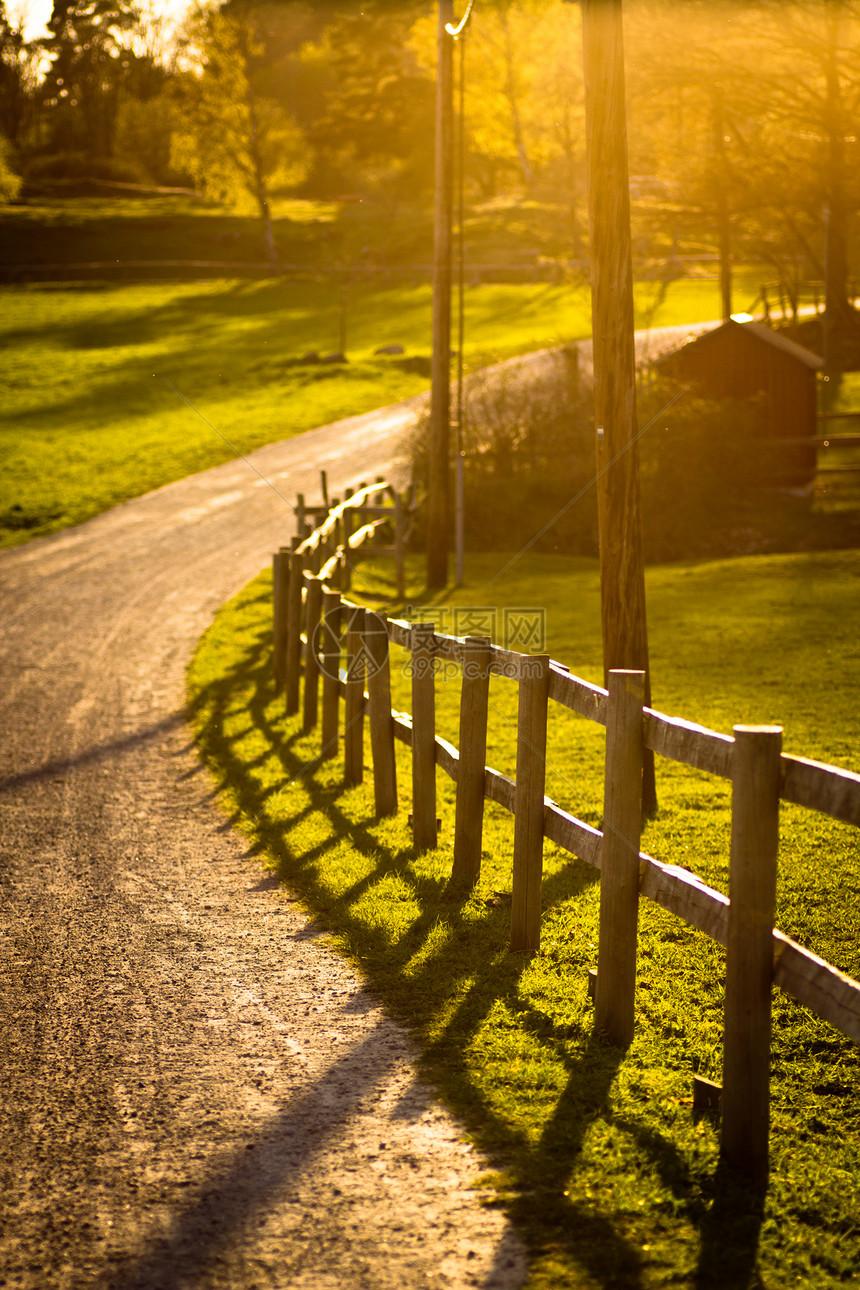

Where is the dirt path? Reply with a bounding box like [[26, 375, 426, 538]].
[[0, 401, 526, 1290]]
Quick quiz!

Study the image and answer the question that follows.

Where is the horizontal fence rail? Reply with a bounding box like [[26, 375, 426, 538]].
[[271, 503, 860, 1183]]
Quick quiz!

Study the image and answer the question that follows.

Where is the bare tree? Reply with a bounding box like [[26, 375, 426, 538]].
[[173, 4, 310, 268]]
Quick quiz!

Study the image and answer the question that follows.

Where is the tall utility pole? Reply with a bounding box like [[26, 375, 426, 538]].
[[427, 0, 454, 589], [582, 0, 656, 814]]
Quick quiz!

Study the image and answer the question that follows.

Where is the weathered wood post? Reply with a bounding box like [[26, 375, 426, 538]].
[[285, 542, 304, 717], [302, 574, 323, 733], [342, 489, 354, 592], [273, 546, 290, 691], [394, 491, 407, 601], [510, 654, 550, 953], [582, 0, 656, 816], [411, 622, 438, 849], [320, 589, 342, 761], [330, 496, 340, 546], [427, 0, 454, 589], [344, 605, 365, 786], [365, 611, 398, 818], [721, 724, 782, 1182], [594, 669, 645, 1046], [452, 637, 492, 885], [324, 503, 337, 585]]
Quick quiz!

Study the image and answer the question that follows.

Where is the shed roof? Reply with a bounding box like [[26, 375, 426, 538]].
[[663, 318, 824, 370]]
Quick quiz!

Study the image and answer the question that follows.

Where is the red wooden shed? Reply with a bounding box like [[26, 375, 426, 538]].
[[658, 318, 823, 485]]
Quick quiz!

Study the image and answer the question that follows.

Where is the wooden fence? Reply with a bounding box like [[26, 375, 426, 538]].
[[273, 477, 414, 711], [271, 492, 860, 1184]]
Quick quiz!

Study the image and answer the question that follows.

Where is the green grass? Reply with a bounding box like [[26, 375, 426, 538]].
[[0, 268, 737, 547], [0, 278, 424, 541], [0, 194, 342, 269], [188, 547, 860, 1289]]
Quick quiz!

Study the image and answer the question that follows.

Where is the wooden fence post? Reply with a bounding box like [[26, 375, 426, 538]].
[[594, 669, 645, 1046], [411, 622, 438, 850], [365, 611, 398, 817], [302, 574, 323, 733], [721, 724, 783, 1183], [343, 489, 354, 591], [331, 500, 341, 581], [323, 496, 337, 570], [285, 544, 304, 717], [344, 604, 365, 786], [452, 637, 491, 885], [273, 546, 290, 692], [320, 589, 342, 761], [510, 655, 550, 953], [394, 492, 406, 601]]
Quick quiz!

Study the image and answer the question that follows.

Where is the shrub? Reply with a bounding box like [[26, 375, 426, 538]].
[[408, 346, 597, 556], [23, 151, 147, 184], [638, 380, 770, 561], [0, 135, 22, 203], [113, 94, 187, 187], [408, 353, 794, 563]]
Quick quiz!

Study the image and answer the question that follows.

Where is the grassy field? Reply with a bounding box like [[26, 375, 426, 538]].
[[188, 547, 860, 1290], [0, 192, 767, 291], [0, 264, 743, 547]]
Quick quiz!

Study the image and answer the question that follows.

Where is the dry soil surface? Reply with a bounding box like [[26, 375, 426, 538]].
[[0, 400, 527, 1290]]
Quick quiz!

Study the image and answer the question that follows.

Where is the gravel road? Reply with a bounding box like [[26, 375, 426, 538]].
[[0, 397, 526, 1290]]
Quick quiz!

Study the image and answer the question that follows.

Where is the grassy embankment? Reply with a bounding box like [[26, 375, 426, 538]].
[[1, 194, 766, 546], [188, 546, 860, 1290]]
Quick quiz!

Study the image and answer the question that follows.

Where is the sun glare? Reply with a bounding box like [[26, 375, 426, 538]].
[[10, 0, 193, 41]]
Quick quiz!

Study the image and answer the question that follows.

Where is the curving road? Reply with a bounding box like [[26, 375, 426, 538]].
[[0, 396, 526, 1290]]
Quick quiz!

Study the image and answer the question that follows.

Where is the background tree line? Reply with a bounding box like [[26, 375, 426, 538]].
[[1, 0, 859, 324]]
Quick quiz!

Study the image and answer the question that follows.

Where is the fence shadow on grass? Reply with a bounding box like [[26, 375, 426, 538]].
[[695, 1164, 767, 1289], [187, 596, 767, 1290]]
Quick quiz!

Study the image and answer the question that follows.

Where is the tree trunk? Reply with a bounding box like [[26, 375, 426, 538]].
[[242, 38, 279, 273], [499, 8, 533, 188], [712, 88, 732, 320]]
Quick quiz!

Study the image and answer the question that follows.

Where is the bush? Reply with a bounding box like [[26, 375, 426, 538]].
[[113, 94, 186, 187], [408, 353, 796, 564], [408, 346, 597, 556], [23, 151, 148, 184], [638, 381, 770, 561], [0, 136, 22, 204]]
